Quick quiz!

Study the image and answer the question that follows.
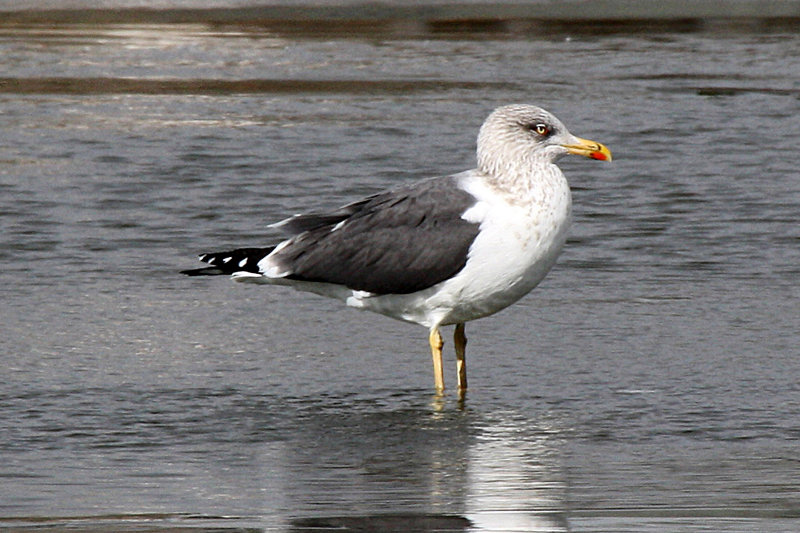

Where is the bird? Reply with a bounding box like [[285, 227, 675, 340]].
[[182, 104, 611, 393]]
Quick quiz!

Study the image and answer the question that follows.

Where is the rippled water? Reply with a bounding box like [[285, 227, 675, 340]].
[[1, 10, 800, 533]]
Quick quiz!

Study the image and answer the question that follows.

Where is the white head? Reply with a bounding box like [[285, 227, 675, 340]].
[[476, 104, 611, 180]]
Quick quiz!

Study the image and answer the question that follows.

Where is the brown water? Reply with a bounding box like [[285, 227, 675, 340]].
[[1, 7, 800, 533]]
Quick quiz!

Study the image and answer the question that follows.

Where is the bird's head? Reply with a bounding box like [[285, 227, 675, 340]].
[[477, 104, 611, 178]]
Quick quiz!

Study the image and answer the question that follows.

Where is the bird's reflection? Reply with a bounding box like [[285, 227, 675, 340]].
[[465, 412, 569, 532], [262, 392, 570, 532], [428, 388, 467, 414]]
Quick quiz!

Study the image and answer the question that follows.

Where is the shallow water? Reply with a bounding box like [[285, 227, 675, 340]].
[[1, 8, 800, 533]]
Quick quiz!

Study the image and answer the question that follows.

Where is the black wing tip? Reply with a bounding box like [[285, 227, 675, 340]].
[[181, 246, 276, 277], [179, 252, 223, 276], [180, 267, 217, 276]]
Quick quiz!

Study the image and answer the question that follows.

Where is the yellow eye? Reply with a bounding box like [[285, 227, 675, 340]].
[[534, 123, 549, 136]]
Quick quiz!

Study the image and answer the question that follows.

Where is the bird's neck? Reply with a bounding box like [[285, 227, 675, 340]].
[[480, 159, 567, 205]]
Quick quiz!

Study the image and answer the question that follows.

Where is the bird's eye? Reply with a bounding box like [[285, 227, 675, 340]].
[[532, 123, 550, 136]]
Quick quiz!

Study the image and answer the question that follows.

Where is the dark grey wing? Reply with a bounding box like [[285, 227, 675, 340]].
[[270, 176, 481, 295]]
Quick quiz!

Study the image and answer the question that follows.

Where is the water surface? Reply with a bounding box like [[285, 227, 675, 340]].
[[1, 10, 799, 533]]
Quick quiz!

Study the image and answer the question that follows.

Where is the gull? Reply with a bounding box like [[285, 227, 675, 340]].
[[182, 104, 612, 392]]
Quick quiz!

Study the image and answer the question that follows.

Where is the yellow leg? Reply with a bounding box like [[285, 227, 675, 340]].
[[429, 327, 445, 392], [454, 323, 468, 391]]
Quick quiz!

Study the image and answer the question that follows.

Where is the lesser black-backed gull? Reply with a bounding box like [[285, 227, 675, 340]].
[[182, 104, 612, 392]]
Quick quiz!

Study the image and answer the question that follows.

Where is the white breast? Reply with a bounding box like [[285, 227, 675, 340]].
[[425, 171, 572, 326]]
